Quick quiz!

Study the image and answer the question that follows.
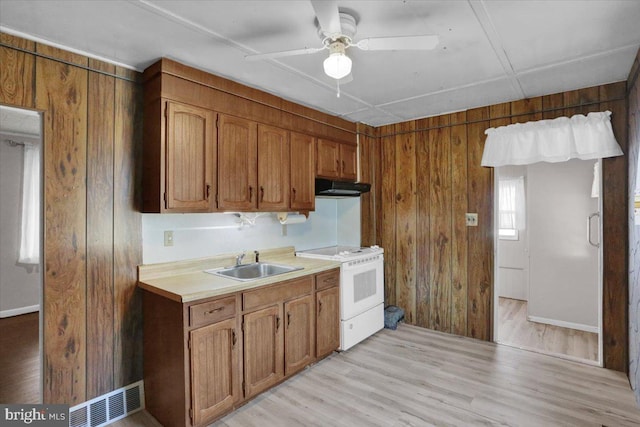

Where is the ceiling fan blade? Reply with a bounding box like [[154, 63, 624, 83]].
[[356, 35, 439, 51], [245, 46, 325, 61], [310, 0, 342, 37]]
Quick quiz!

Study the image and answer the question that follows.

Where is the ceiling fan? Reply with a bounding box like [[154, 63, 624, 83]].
[[245, 0, 439, 85]]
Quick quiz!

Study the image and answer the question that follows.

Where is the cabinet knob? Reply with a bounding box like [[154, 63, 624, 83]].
[[318, 300, 323, 313], [336, 159, 340, 172], [260, 186, 264, 202], [292, 188, 296, 202], [342, 160, 345, 173], [249, 186, 253, 202], [206, 184, 211, 199], [287, 312, 291, 327], [275, 316, 280, 331]]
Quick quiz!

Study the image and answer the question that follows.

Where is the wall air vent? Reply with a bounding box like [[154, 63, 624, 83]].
[[68, 380, 145, 427]]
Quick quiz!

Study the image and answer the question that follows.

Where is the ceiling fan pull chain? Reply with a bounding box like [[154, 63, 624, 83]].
[[336, 79, 341, 98]]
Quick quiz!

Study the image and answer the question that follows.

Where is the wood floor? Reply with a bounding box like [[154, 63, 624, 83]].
[[0, 312, 40, 403], [118, 323, 640, 426], [497, 297, 598, 363]]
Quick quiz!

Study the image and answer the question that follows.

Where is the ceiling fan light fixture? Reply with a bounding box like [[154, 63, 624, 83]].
[[323, 41, 352, 80]]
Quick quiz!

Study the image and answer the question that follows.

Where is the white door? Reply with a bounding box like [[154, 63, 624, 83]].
[[527, 159, 600, 334]]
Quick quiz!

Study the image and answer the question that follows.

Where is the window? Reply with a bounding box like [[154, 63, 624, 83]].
[[498, 176, 525, 240], [19, 143, 40, 264]]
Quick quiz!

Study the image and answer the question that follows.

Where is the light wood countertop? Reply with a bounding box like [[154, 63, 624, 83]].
[[138, 246, 340, 303]]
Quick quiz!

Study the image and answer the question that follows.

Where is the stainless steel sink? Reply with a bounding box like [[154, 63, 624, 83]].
[[204, 262, 303, 282]]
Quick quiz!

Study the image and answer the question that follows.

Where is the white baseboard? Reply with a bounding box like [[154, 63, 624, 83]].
[[527, 315, 599, 333], [0, 304, 40, 318]]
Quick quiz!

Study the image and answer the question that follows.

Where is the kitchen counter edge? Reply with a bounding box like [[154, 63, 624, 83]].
[[138, 253, 341, 303]]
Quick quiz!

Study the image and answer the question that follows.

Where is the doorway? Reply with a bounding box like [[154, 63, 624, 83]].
[[0, 105, 43, 403], [493, 159, 603, 366]]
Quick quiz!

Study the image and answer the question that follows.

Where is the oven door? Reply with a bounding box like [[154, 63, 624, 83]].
[[340, 254, 384, 320]]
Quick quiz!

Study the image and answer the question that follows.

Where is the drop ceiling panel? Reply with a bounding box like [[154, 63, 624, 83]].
[[376, 77, 522, 125], [484, 0, 640, 72], [1, 1, 639, 127], [518, 45, 639, 99]]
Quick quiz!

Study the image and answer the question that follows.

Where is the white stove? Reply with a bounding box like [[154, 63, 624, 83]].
[[297, 245, 384, 351], [296, 245, 383, 261]]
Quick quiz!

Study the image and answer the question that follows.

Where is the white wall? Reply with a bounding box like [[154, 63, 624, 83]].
[[142, 198, 361, 264], [527, 159, 599, 330], [0, 133, 40, 317], [336, 197, 361, 246], [497, 165, 529, 300]]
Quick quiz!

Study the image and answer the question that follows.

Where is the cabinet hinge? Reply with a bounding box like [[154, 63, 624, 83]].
[[188, 338, 191, 350], [241, 321, 244, 332], [163, 192, 167, 208], [242, 380, 246, 397], [189, 408, 193, 421]]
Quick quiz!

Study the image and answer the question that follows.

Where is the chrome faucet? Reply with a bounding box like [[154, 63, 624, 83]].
[[235, 253, 245, 266], [254, 250, 260, 263]]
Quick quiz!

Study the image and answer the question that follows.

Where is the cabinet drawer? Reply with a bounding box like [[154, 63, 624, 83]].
[[190, 296, 236, 328], [315, 269, 340, 291], [243, 276, 313, 311]]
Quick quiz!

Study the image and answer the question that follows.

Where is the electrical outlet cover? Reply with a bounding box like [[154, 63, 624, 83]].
[[164, 230, 174, 246], [465, 213, 478, 226]]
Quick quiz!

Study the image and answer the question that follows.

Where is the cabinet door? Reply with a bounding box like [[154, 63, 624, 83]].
[[316, 286, 340, 358], [165, 101, 215, 211], [243, 305, 284, 398], [316, 138, 340, 179], [340, 143, 358, 181], [290, 132, 315, 211], [190, 318, 238, 426], [218, 114, 257, 210], [257, 125, 289, 210], [284, 294, 314, 376]]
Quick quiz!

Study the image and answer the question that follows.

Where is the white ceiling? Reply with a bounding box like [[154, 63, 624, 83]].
[[1, 0, 640, 126]]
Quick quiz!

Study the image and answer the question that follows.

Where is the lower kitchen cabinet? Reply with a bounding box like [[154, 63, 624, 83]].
[[316, 286, 340, 358], [143, 268, 340, 426], [315, 269, 340, 358], [243, 304, 284, 398], [284, 294, 315, 375], [190, 317, 240, 425]]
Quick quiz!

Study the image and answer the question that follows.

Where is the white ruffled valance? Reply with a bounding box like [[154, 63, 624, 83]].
[[481, 111, 623, 167]]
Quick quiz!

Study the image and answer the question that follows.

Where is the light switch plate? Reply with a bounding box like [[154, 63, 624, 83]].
[[164, 230, 174, 246], [465, 213, 478, 227]]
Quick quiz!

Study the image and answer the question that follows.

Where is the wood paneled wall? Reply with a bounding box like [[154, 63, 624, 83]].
[[0, 33, 143, 403], [360, 82, 629, 372]]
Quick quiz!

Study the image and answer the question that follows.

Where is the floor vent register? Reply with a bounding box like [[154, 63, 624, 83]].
[[69, 380, 144, 427]]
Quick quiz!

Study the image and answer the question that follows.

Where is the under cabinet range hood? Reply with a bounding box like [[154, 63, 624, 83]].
[[315, 178, 371, 197]]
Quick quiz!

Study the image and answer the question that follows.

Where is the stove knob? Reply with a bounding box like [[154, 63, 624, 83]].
[[371, 245, 380, 250], [339, 251, 349, 256]]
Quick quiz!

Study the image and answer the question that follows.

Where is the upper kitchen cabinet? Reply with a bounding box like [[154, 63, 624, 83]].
[[217, 114, 258, 210], [316, 138, 358, 182], [289, 132, 315, 211], [257, 124, 290, 211], [142, 58, 358, 213], [142, 99, 216, 213], [218, 118, 291, 211]]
